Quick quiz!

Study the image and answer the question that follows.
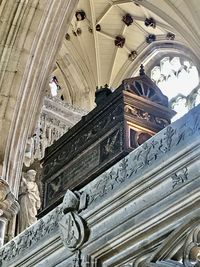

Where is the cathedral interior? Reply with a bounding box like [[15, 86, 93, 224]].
[[0, 0, 200, 266]]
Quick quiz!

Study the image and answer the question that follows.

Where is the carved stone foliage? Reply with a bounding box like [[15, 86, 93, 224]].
[[166, 32, 175, 40], [128, 50, 138, 61], [146, 34, 156, 44], [59, 190, 88, 251], [171, 167, 188, 188], [0, 206, 63, 264], [84, 106, 200, 205], [145, 17, 156, 28], [122, 14, 134, 26], [75, 10, 86, 21], [115, 35, 126, 48]]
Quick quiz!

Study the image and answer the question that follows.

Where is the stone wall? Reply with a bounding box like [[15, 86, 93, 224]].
[[0, 105, 200, 266]]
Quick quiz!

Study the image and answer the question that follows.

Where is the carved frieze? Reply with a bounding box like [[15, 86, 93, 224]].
[[0, 206, 63, 263], [45, 126, 123, 207], [0, 106, 200, 266], [85, 106, 200, 205], [125, 104, 170, 128], [43, 103, 124, 178]]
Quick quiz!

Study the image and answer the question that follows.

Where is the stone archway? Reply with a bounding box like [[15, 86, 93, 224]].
[[0, 0, 78, 244], [0, 0, 78, 197]]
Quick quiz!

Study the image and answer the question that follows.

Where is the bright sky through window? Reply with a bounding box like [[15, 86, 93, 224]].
[[151, 57, 200, 121]]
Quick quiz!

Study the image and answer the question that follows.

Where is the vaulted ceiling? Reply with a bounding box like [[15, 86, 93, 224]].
[[1, 0, 200, 195], [53, 0, 200, 110]]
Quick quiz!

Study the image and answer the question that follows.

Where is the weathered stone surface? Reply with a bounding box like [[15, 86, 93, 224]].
[[0, 105, 199, 267], [0, 0, 79, 198]]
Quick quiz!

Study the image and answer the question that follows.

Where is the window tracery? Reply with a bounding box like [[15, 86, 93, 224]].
[[151, 56, 200, 121]]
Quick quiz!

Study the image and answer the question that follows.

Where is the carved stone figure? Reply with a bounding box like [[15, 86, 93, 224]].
[[17, 170, 41, 234]]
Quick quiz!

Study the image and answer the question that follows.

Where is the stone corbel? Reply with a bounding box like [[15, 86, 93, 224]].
[[58, 190, 89, 251]]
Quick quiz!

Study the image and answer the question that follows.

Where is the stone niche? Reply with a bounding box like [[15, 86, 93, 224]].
[[40, 73, 175, 216]]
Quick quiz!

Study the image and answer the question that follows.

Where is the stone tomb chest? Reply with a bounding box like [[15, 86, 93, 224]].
[[40, 73, 175, 215]]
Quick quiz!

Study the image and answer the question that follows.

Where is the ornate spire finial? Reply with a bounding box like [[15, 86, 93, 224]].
[[139, 64, 145, 76]]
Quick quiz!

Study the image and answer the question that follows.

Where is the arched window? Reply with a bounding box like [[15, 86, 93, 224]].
[[151, 56, 200, 121]]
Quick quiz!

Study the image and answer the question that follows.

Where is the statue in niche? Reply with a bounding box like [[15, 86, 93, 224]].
[[17, 170, 41, 233]]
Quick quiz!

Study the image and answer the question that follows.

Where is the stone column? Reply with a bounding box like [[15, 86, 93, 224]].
[[0, 179, 19, 246]]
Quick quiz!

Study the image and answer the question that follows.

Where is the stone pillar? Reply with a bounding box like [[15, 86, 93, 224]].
[[0, 179, 19, 246], [0, 218, 7, 247]]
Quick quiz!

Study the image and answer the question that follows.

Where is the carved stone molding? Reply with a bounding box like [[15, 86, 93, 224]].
[[143, 218, 200, 267], [0, 206, 63, 263], [59, 190, 88, 251], [83, 105, 200, 206], [183, 225, 200, 267]]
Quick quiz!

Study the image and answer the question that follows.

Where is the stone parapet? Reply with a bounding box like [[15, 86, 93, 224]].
[[0, 105, 200, 266]]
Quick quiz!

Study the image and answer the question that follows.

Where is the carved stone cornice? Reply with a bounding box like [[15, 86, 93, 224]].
[[0, 190, 89, 264]]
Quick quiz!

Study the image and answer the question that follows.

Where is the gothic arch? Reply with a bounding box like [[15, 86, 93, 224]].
[[0, 0, 78, 196]]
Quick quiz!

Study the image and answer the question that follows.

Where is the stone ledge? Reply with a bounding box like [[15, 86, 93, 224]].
[[0, 105, 200, 267]]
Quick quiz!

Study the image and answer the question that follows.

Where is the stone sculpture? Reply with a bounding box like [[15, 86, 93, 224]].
[[17, 170, 41, 233]]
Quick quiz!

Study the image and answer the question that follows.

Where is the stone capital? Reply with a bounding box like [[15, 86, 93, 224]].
[[0, 179, 19, 220]]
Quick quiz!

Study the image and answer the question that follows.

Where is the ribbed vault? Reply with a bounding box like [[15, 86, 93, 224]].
[[54, 0, 200, 110], [1, 0, 200, 198]]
